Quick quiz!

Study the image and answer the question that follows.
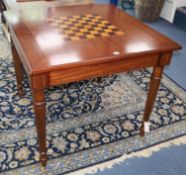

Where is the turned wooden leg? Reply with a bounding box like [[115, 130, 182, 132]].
[[11, 41, 24, 97], [33, 89, 47, 166], [140, 66, 164, 136]]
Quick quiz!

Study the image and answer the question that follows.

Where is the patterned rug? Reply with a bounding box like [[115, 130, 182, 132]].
[[0, 30, 186, 175]]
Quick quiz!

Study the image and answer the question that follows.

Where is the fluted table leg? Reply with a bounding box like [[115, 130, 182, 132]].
[[33, 89, 47, 166]]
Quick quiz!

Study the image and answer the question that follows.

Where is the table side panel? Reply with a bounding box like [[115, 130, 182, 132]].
[[49, 54, 160, 86]]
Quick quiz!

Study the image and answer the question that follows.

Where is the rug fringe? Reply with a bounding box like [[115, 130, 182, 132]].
[[67, 135, 186, 175]]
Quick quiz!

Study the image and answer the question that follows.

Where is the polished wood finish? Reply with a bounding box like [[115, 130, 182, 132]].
[[2, 0, 94, 11], [4, 4, 182, 166], [49, 54, 160, 86], [0, 0, 94, 40]]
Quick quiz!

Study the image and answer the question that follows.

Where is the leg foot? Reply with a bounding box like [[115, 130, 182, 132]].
[[40, 152, 47, 167]]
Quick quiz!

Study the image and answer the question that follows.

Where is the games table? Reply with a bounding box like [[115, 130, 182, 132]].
[[4, 4, 181, 166]]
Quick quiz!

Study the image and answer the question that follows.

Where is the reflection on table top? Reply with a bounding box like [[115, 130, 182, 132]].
[[3, 0, 94, 10]]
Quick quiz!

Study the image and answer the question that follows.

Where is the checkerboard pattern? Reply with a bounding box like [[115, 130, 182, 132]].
[[46, 14, 124, 41]]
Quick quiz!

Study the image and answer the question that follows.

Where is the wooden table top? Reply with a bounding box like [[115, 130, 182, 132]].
[[3, 0, 94, 10], [4, 4, 181, 75]]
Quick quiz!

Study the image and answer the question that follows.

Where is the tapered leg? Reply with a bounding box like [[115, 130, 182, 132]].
[[11, 42, 24, 97], [33, 89, 47, 166], [140, 66, 164, 136]]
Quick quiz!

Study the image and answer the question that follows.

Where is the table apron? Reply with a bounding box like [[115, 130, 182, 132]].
[[48, 53, 160, 86]]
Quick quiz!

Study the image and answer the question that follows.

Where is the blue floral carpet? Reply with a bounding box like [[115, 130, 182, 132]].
[[0, 31, 186, 175]]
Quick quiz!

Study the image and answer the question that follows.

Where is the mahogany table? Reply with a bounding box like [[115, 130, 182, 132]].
[[4, 4, 181, 166]]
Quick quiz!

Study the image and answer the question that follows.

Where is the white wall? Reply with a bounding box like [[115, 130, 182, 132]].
[[161, 0, 186, 23]]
